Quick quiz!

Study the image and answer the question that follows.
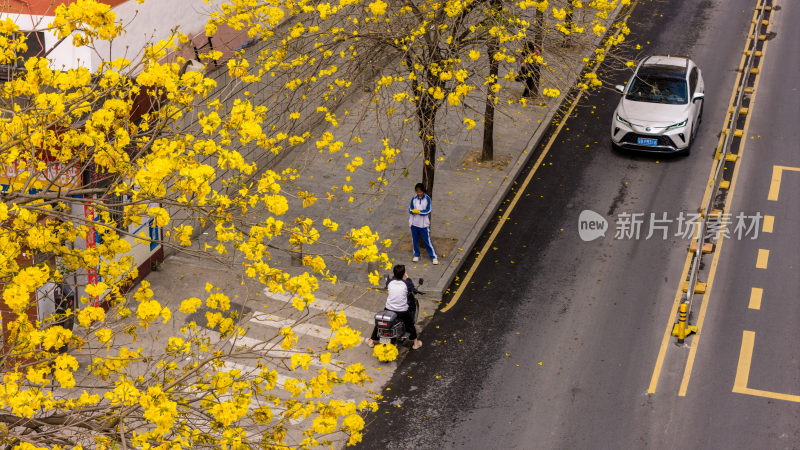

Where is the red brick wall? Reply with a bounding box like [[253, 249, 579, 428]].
[[0, 0, 129, 16], [0, 253, 42, 358]]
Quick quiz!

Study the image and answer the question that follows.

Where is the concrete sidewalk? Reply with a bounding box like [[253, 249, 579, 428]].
[[253, 9, 628, 302]]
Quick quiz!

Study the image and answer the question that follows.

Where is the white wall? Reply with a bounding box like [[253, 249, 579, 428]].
[[2, 0, 223, 71], [96, 0, 224, 68], [0, 13, 94, 70]]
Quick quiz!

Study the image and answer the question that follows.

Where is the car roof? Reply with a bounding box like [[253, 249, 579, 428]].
[[643, 55, 690, 67], [638, 56, 690, 80]]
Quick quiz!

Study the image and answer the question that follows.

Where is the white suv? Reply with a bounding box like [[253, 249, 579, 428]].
[[611, 56, 704, 154]]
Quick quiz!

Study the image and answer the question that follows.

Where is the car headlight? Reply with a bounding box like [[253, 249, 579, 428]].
[[666, 119, 688, 131], [616, 113, 632, 127]]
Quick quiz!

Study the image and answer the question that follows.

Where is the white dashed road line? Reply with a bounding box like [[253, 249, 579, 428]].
[[201, 329, 346, 368], [250, 313, 353, 343], [262, 288, 376, 324]]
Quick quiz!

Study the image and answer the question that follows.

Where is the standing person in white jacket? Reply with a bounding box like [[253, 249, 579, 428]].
[[409, 183, 438, 265]]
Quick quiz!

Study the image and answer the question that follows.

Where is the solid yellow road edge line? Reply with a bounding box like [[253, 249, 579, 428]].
[[440, 80, 581, 312], [678, 218, 727, 396], [732, 330, 800, 402], [677, 1, 772, 395], [647, 251, 693, 394], [699, 5, 758, 209], [648, 0, 761, 394], [440, 4, 638, 313]]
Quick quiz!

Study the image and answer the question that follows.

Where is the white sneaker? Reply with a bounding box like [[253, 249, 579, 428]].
[[432, 258, 439, 265], [412, 256, 419, 262]]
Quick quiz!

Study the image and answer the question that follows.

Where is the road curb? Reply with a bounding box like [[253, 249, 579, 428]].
[[430, 3, 631, 300]]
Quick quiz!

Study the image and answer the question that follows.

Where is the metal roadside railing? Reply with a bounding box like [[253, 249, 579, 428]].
[[674, 0, 773, 343]]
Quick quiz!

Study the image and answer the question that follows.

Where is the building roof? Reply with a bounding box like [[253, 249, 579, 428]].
[[0, 0, 129, 16]]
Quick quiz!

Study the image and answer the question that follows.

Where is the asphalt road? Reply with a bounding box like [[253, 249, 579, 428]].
[[663, 0, 800, 447], [357, 0, 797, 448]]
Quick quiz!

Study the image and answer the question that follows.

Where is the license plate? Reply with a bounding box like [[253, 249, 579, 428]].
[[637, 137, 658, 146], [379, 338, 390, 344]]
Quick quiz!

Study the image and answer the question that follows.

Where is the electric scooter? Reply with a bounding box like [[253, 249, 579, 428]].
[[373, 276, 423, 346]]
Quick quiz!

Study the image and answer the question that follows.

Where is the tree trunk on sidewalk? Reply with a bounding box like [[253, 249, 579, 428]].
[[481, 5, 500, 162], [563, 6, 574, 47], [407, 52, 442, 197], [529, 8, 545, 98], [480, 81, 496, 162], [419, 98, 437, 197]]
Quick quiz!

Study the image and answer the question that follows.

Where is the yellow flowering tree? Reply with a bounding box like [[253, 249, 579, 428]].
[[0, 0, 393, 447], [230, 0, 630, 193], [0, 0, 635, 446], [207, 0, 631, 197]]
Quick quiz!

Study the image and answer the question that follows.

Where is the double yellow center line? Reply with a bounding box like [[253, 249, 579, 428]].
[[648, 0, 773, 396]]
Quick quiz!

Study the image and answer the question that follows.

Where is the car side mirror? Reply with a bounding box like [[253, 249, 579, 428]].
[[615, 85, 625, 94], [692, 92, 704, 102], [418, 278, 424, 285]]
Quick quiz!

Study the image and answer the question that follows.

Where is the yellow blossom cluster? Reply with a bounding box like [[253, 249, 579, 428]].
[[373, 343, 399, 361], [0, 0, 631, 444]]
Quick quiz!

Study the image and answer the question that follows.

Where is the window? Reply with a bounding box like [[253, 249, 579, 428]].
[[0, 31, 46, 81], [626, 75, 688, 105], [17, 31, 45, 67], [689, 68, 698, 95], [105, 193, 126, 228]]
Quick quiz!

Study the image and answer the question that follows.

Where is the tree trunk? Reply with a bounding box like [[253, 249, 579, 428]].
[[535, 8, 544, 58], [407, 51, 442, 197], [481, 34, 499, 161], [422, 137, 436, 197], [563, 6, 574, 47], [530, 8, 545, 97], [419, 99, 437, 196]]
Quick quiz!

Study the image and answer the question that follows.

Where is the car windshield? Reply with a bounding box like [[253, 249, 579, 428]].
[[625, 75, 688, 105]]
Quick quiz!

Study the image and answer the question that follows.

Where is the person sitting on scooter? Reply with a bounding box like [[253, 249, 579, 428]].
[[367, 264, 422, 350]]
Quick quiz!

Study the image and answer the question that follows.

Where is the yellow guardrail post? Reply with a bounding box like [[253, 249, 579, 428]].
[[672, 302, 697, 344]]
